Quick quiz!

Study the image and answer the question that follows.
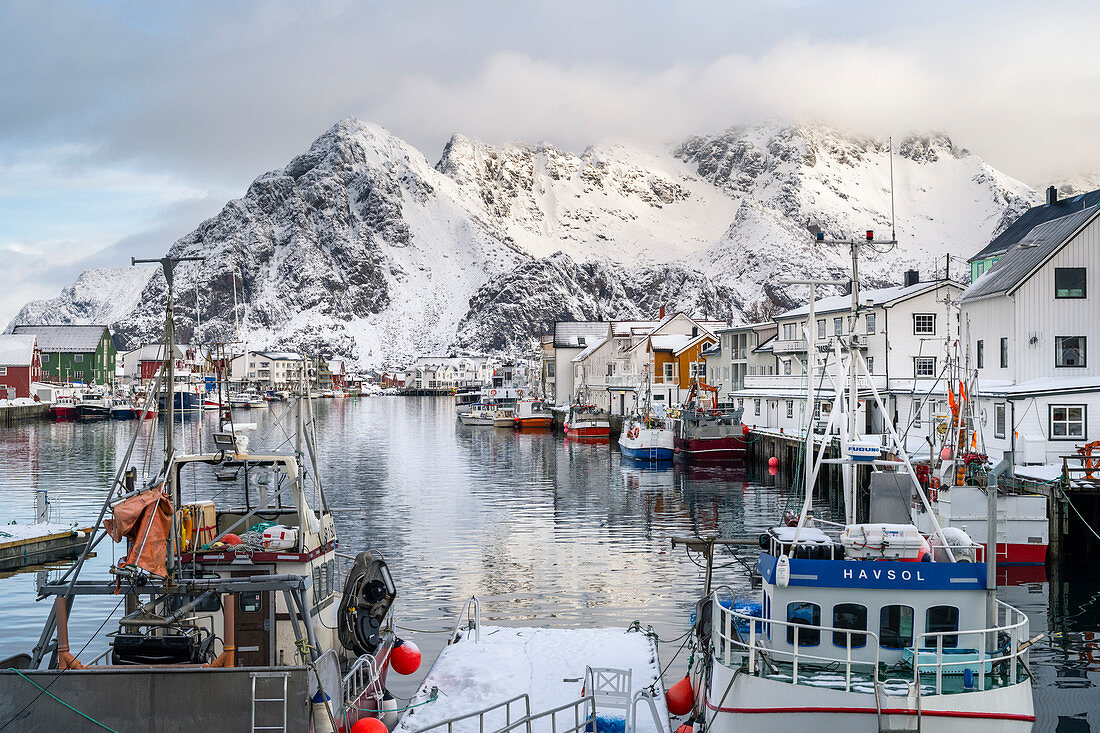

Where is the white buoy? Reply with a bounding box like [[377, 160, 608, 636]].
[[311, 691, 336, 733], [775, 554, 790, 587], [381, 691, 400, 730]]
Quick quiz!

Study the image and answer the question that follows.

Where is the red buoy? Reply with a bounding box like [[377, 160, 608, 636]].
[[741, 425, 751, 436], [222, 533, 243, 546], [350, 717, 388, 733], [390, 639, 421, 675], [665, 675, 694, 716], [768, 456, 779, 468]]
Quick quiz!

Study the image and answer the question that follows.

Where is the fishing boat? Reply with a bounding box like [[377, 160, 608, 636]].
[[108, 396, 136, 420], [563, 404, 611, 437], [619, 410, 674, 461], [458, 405, 498, 426], [228, 392, 252, 409], [0, 255, 411, 732], [48, 394, 78, 420], [158, 384, 204, 412], [75, 390, 110, 419], [492, 407, 516, 427], [680, 245, 1034, 733], [248, 393, 268, 409], [512, 399, 552, 429], [672, 382, 747, 461], [454, 390, 481, 415]]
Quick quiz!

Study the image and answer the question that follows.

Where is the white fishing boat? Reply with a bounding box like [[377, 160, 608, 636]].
[[459, 404, 499, 426], [679, 240, 1035, 733], [618, 375, 674, 461]]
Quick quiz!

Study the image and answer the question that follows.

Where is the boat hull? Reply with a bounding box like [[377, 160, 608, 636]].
[[564, 421, 610, 437], [110, 407, 136, 420], [705, 661, 1035, 733], [514, 417, 552, 430], [619, 426, 674, 462], [77, 405, 109, 420], [673, 433, 746, 461], [49, 406, 78, 420]]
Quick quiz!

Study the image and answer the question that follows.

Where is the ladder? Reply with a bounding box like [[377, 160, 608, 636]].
[[874, 679, 921, 733], [251, 670, 291, 733]]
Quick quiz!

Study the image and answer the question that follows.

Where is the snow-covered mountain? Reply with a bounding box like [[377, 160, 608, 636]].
[[10, 119, 1044, 364]]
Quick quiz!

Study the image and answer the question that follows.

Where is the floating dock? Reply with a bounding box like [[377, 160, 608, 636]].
[[0, 523, 90, 571], [398, 625, 671, 733]]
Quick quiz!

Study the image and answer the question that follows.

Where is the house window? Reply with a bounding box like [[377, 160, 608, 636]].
[[817, 319, 825, 339], [833, 317, 843, 336], [754, 399, 761, 416], [782, 359, 792, 375], [663, 362, 674, 381], [913, 402, 922, 428], [1055, 267, 1086, 298], [74, 354, 84, 363], [976, 340, 984, 368], [75, 371, 83, 379], [577, 337, 586, 346], [0, 367, 6, 376], [41, 353, 49, 363], [913, 314, 935, 335], [865, 357, 874, 374], [914, 356, 936, 377], [832, 603, 867, 648], [786, 400, 794, 419], [866, 313, 876, 334], [926, 606, 960, 649], [879, 605, 914, 649], [786, 602, 820, 646], [1000, 338, 1008, 369], [994, 403, 1007, 439], [1050, 405, 1086, 439], [1055, 336, 1086, 367]]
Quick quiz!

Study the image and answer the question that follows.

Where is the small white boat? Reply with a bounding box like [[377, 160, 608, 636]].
[[618, 411, 674, 461]]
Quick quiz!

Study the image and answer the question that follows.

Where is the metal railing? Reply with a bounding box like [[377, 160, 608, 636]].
[[911, 600, 1029, 694], [712, 597, 882, 692], [412, 693, 532, 733], [342, 653, 382, 725], [492, 696, 596, 733], [449, 596, 481, 645]]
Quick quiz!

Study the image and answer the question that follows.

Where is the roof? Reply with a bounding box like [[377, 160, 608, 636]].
[[673, 332, 717, 356], [254, 351, 304, 362], [131, 344, 186, 362], [0, 334, 37, 366], [701, 343, 721, 357], [978, 375, 1100, 398], [11, 324, 108, 353], [648, 334, 692, 352], [553, 321, 608, 348], [610, 320, 659, 337], [754, 334, 776, 353], [779, 280, 958, 319], [960, 205, 1099, 303], [970, 188, 1100, 261], [571, 337, 607, 362]]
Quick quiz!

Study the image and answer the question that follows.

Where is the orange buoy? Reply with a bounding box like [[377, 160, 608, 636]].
[[350, 717, 388, 733], [222, 533, 243, 545], [390, 639, 421, 675], [666, 675, 694, 716]]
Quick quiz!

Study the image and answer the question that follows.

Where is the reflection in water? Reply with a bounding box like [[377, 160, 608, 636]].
[[0, 396, 1096, 727]]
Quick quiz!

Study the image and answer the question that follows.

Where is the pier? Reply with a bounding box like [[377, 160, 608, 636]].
[[0, 523, 91, 572], [0, 403, 48, 427]]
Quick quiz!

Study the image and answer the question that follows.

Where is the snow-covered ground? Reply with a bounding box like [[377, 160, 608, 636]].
[[0, 522, 82, 543], [397, 626, 669, 733]]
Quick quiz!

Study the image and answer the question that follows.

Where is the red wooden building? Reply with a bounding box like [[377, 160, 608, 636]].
[[0, 334, 42, 399]]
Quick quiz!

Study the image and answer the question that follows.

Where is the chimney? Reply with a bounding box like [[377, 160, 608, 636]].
[[904, 269, 920, 287], [1047, 186, 1058, 206], [659, 306, 666, 319]]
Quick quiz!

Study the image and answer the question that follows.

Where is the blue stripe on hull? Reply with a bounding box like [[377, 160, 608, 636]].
[[620, 445, 674, 461]]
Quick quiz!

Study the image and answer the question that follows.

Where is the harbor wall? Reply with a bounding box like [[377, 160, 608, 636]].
[[0, 403, 48, 426]]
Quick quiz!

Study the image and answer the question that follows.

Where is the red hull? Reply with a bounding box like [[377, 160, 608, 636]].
[[50, 406, 78, 420], [564, 424, 610, 437], [984, 541, 1048, 566], [673, 434, 746, 461]]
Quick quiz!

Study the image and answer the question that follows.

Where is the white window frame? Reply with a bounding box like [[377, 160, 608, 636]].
[[865, 313, 876, 335], [865, 356, 874, 374], [1050, 405, 1086, 440], [994, 403, 1007, 439], [754, 399, 761, 416], [913, 314, 936, 335], [786, 400, 794, 419], [74, 354, 84, 363], [663, 362, 674, 381], [0, 367, 6, 376], [914, 356, 936, 377]]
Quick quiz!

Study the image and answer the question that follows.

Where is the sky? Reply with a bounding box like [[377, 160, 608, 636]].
[[2, 0, 1100, 325]]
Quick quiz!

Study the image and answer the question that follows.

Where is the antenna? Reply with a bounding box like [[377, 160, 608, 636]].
[[889, 136, 896, 241]]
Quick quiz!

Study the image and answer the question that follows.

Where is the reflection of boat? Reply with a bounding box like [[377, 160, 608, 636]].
[[620, 456, 675, 491], [512, 399, 552, 429], [672, 382, 747, 461], [564, 404, 611, 437]]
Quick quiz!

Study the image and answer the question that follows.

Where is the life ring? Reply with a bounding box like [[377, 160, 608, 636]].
[[177, 509, 194, 553], [518, 389, 524, 396], [930, 476, 941, 490], [490, 389, 497, 397]]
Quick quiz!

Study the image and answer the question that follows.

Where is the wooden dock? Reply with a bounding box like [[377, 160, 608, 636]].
[[0, 403, 49, 427], [0, 524, 92, 571]]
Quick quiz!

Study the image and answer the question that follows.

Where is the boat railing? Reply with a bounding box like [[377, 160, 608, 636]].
[[411, 693, 532, 733], [448, 596, 481, 645], [342, 653, 382, 724], [911, 599, 1029, 694], [491, 696, 596, 733], [711, 597, 882, 692]]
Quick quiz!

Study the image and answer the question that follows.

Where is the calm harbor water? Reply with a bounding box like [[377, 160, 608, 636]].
[[0, 395, 1097, 730]]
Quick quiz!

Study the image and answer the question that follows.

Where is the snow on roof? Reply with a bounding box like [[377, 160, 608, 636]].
[[673, 332, 716, 355], [571, 337, 606, 362], [0, 334, 37, 366], [611, 320, 659, 336], [11, 324, 108, 353], [254, 351, 304, 361], [553, 321, 608, 348], [649, 334, 691, 352], [754, 334, 776, 352], [779, 280, 956, 319], [961, 205, 1099, 302]]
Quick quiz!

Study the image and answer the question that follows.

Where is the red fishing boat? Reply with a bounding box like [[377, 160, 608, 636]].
[[672, 381, 747, 461], [512, 399, 553, 429], [563, 404, 611, 437]]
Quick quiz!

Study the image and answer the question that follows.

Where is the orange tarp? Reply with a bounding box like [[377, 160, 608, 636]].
[[105, 489, 174, 577]]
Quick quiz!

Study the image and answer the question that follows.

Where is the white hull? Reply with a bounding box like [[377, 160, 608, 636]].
[[706, 662, 1034, 733]]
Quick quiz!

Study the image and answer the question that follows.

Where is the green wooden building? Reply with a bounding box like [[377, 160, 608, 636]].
[[10, 324, 117, 385]]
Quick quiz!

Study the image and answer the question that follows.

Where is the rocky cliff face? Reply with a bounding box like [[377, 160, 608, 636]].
[[10, 119, 1042, 364]]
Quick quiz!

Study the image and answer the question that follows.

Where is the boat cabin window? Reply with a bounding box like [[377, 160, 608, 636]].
[[832, 603, 867, 648], [879, 605, 914, 649], [786, 602, 820, 646], [925, 606, 959, 648], [240, 592, 263, 613]]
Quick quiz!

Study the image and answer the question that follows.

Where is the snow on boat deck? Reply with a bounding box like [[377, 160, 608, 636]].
[[398, 626, 669, 733]]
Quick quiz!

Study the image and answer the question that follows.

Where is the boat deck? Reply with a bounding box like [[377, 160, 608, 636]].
[[397, 626, 670, 733]]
